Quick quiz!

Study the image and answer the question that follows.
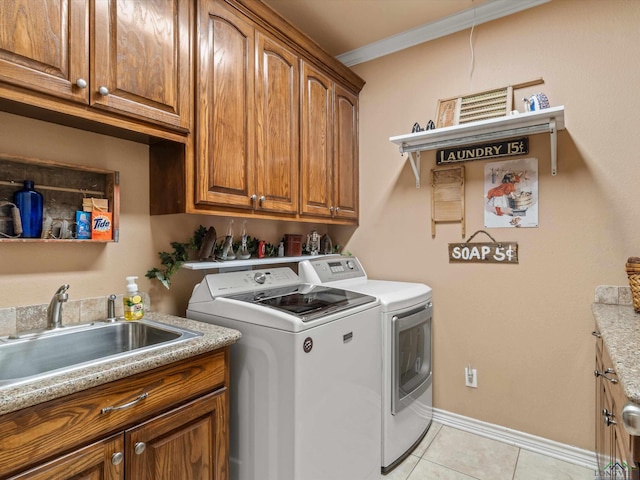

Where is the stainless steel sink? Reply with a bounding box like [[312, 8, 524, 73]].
[[0, 320, 202, 387]]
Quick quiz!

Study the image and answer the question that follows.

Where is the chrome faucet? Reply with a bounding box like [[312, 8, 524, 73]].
[[106, 294, 117, 321], [47, 284, 70, 329]]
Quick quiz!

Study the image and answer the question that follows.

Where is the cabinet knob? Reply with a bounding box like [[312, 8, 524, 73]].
[[335, 207, 340, 213], [134, 442, 146, 455], [76, 78, 87, 89], [259, 195, 266, 206], [622, 403, 640, 435], [329, 206, 334, 213], [98, 86, 109, 96], [111, 452, 124, 465]]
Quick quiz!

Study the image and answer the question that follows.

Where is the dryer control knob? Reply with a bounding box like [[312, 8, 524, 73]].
[[254, 272, 266, 284], [346, 260, 355, 270]]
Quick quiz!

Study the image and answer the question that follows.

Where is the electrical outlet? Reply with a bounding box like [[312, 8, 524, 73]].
[[465, 366, 478, 388]]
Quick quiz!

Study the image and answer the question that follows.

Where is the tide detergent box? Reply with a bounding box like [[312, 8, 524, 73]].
[[91, 212, 112, 241]]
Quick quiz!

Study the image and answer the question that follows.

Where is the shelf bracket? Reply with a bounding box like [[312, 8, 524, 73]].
[[549, 118, 557, 176], [407, 151, 421, 188]]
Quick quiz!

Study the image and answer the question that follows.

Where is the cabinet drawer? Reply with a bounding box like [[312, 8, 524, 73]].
[[0, 350, 227, 478]]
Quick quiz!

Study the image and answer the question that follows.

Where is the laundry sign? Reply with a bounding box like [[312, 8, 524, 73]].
[[436, 137, 528, 165], [448, 230, 518, 264]]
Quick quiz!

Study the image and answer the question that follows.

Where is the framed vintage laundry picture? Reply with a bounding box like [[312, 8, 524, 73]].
[[484, 157, 538, 228]]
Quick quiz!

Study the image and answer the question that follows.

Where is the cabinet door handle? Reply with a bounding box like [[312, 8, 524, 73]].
[[329, 206, 334, 214], [111, 452, 124, 465], [98, 86, 109, 96], [250, 194, 257, 207], [259, 195, 266, 206], [101, 392, 148, 414], [594, 369, 618, 384], [134, 442, 146, 455], [76, 78, 87, 89], [335, 207, 340, 214]]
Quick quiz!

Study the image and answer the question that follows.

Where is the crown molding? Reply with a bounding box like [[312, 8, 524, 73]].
[[336, 0, 551, 66]]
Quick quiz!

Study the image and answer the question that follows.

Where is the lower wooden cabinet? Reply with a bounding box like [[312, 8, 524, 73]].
[[126, 391, 227, 480], [1, 349, 229, 480], [595, 330, 635, 479]]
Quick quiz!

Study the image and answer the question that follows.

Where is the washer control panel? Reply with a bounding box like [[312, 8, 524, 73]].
[[299, 257, 366, 283], [204, 267, 301, 296]]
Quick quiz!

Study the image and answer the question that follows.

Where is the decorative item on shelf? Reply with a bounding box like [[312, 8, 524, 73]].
[[448, 230, 518, 264], [431, 165, 465, 238], [411, 120, 435, 133], [436, 137, 529, 165], [321, 234, 333, 255], [625, 257, 640, 312], [218, 219, 236, 261], [146, 225, 209, 289], [278, 239, 285, 257], [284, 234, 302, 257], [13, 180, 43, 238], [198, 226, 217, 260], [305, 230, 321, 255], [0, 201, 22, 238], [82, 197, 108, 213], [522, 93, 550, 112], [237, 221, 251, 260]]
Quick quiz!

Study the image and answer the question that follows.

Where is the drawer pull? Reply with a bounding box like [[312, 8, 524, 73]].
[[101, 392, 149, 414]]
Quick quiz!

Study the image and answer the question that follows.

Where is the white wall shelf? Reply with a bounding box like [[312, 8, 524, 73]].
[[389, 106, 565, 187], [182, 254, 341, 272]]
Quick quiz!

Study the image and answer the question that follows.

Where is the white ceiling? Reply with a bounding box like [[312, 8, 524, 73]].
[[261, 0, 550, 66]]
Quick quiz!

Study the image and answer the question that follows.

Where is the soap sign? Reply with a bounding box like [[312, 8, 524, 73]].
[[448, 241, 518, 264]]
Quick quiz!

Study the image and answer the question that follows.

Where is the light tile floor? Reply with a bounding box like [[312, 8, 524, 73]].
[[381, 423, 596, 480]]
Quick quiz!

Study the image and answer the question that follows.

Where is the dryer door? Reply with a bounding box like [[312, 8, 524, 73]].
[[391, 302, 432, 415]]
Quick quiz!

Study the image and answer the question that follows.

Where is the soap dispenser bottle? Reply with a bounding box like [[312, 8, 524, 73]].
[[123, 276, 144, 320]]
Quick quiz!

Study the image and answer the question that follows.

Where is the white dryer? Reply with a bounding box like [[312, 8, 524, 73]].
[[299, 257, 433, 474]]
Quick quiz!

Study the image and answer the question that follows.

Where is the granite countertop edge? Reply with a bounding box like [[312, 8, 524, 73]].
[[592, 303, 640, 404], [0, 312, 241, 416]]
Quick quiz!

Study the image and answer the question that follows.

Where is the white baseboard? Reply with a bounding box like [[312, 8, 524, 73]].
[[432, 408, 597, 470]]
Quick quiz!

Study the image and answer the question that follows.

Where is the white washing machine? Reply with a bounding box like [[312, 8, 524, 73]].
[[187, 267, 382, 480], [299, 257, 433, 474]]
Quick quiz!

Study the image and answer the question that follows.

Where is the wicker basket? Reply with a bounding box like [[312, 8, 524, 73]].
[[626, 259, 640, 312]]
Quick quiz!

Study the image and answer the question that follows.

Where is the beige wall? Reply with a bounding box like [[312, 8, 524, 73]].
[[0, 0, 637, 453], [0, 113, 326, 316], [347, 0, 640, 450]]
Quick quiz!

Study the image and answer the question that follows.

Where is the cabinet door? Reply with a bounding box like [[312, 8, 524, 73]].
[[333, 84, 359, 221], [0, 0, 89, 103], [300, 61, 333, 218], [254, 32, 299, 214], [92, 0, 191, 130], [195, 0, 255, 209], [8, 435, 124, 480], [126, 390, 228, 480]]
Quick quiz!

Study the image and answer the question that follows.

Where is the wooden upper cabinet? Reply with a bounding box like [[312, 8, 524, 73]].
[[300, 61, 359, 222], [255, 32, 299, 214], [0, 0, 89, 103], [0, 0, 190, 132], [300, 61, 333, 218], [196, 0, 255, 208], [195, 0, 298, 214], [92, 0, 191, 130], [333, 84, 359, 221]]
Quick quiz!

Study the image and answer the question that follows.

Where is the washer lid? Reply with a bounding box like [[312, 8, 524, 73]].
[[226, 284, 376, 322]]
